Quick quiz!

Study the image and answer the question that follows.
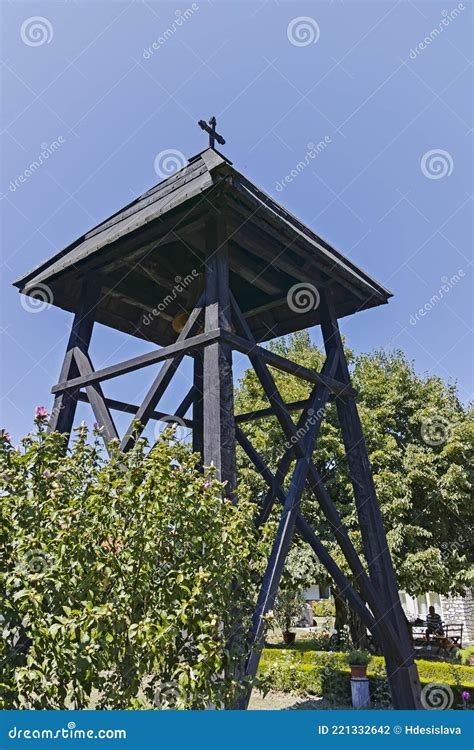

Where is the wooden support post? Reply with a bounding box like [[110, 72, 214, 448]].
[[202, 217, 236, 491], [73, 348, 119, 449], [257, 351, 338, 526], [319, 289, 422, 710], [230, 294, 401, 655], [192, 352, 204, 464], [48, 278, 101, 438], [235, 427, 384, 644]]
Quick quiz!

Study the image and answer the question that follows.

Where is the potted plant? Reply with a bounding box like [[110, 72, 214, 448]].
[[345, 649, 372, 678], [273, 589, 305, 645]]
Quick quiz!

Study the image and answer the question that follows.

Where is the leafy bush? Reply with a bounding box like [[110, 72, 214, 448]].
[[259, 648, 474, 708], [311, 599, 336, 618], [459, 646, 474, 666], [0, 418, 265, 709]]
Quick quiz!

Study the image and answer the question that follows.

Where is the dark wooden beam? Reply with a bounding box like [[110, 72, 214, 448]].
[[192, 352, 204, 463], [76, 391, 194, 428], [48, 277, 101, 436], [221, 330, 355, 396], [120, 298, 204, 451], [235, 427, 377, 634], [256, 351, 338, 527], [202, 217, 236, 490], [235, 397, 317, 424], [230, 294, 401, 656], [52, 329, 221, 394], [73, 348, 119, 449], [319, 290, 422, 710], [228, 243, 283, 295]]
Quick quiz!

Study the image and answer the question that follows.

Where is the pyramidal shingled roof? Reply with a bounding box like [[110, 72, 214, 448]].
[[14, 149, 230, 290], [14, 148, 391, 300]]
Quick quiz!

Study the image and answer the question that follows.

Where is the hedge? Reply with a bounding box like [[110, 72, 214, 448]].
[[258, 649, 474, 709]]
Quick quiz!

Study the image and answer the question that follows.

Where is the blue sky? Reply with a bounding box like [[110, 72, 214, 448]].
[[1, 0, 472, 442]]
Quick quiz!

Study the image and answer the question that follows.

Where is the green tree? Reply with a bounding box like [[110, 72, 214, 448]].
[[0, 417, 267, 709], [235, 332, 473, 641]]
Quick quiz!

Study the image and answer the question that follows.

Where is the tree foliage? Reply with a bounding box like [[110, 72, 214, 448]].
[[0, 418, 266, 709], [235, 332, 474, 598]]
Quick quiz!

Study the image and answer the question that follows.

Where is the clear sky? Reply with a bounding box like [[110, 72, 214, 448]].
[[1, 0, 472, 443]]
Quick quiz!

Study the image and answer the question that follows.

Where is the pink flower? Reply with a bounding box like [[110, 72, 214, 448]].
[[462, 690, 470, 700], [204, 481, 212, 489], [35, 406, 48, 419], [42, 469, 52, 479]]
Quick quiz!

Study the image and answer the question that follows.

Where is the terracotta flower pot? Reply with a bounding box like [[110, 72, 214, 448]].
[[350, 664, 367, 679], [282, 630, 296, 645]]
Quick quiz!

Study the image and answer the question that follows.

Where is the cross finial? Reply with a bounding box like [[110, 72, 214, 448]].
[[198, 115, 225, 149]]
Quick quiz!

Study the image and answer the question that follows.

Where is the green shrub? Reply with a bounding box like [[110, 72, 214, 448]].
[[459, 646, 474, 666], [259, 648, 474, 708], [311, 599, 336, 618], [0, 419, 266, 709]]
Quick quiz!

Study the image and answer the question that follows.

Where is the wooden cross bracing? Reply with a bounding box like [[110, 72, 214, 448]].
[[48, 220, 422, 710]]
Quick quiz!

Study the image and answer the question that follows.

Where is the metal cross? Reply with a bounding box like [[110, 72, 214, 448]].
[[198, 116, 225, 149]]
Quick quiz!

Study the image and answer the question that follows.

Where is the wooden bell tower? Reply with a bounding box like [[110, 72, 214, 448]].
[[15, 120, 422, 710]]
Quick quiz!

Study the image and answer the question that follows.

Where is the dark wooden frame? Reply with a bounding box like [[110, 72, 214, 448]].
[[48, 221, 422, 710]]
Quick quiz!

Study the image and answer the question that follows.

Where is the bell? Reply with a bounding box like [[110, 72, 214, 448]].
[[172, 311, 189, 334]]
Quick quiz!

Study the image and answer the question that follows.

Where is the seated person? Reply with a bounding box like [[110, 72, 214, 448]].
[[425, 606, 444, 638]]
